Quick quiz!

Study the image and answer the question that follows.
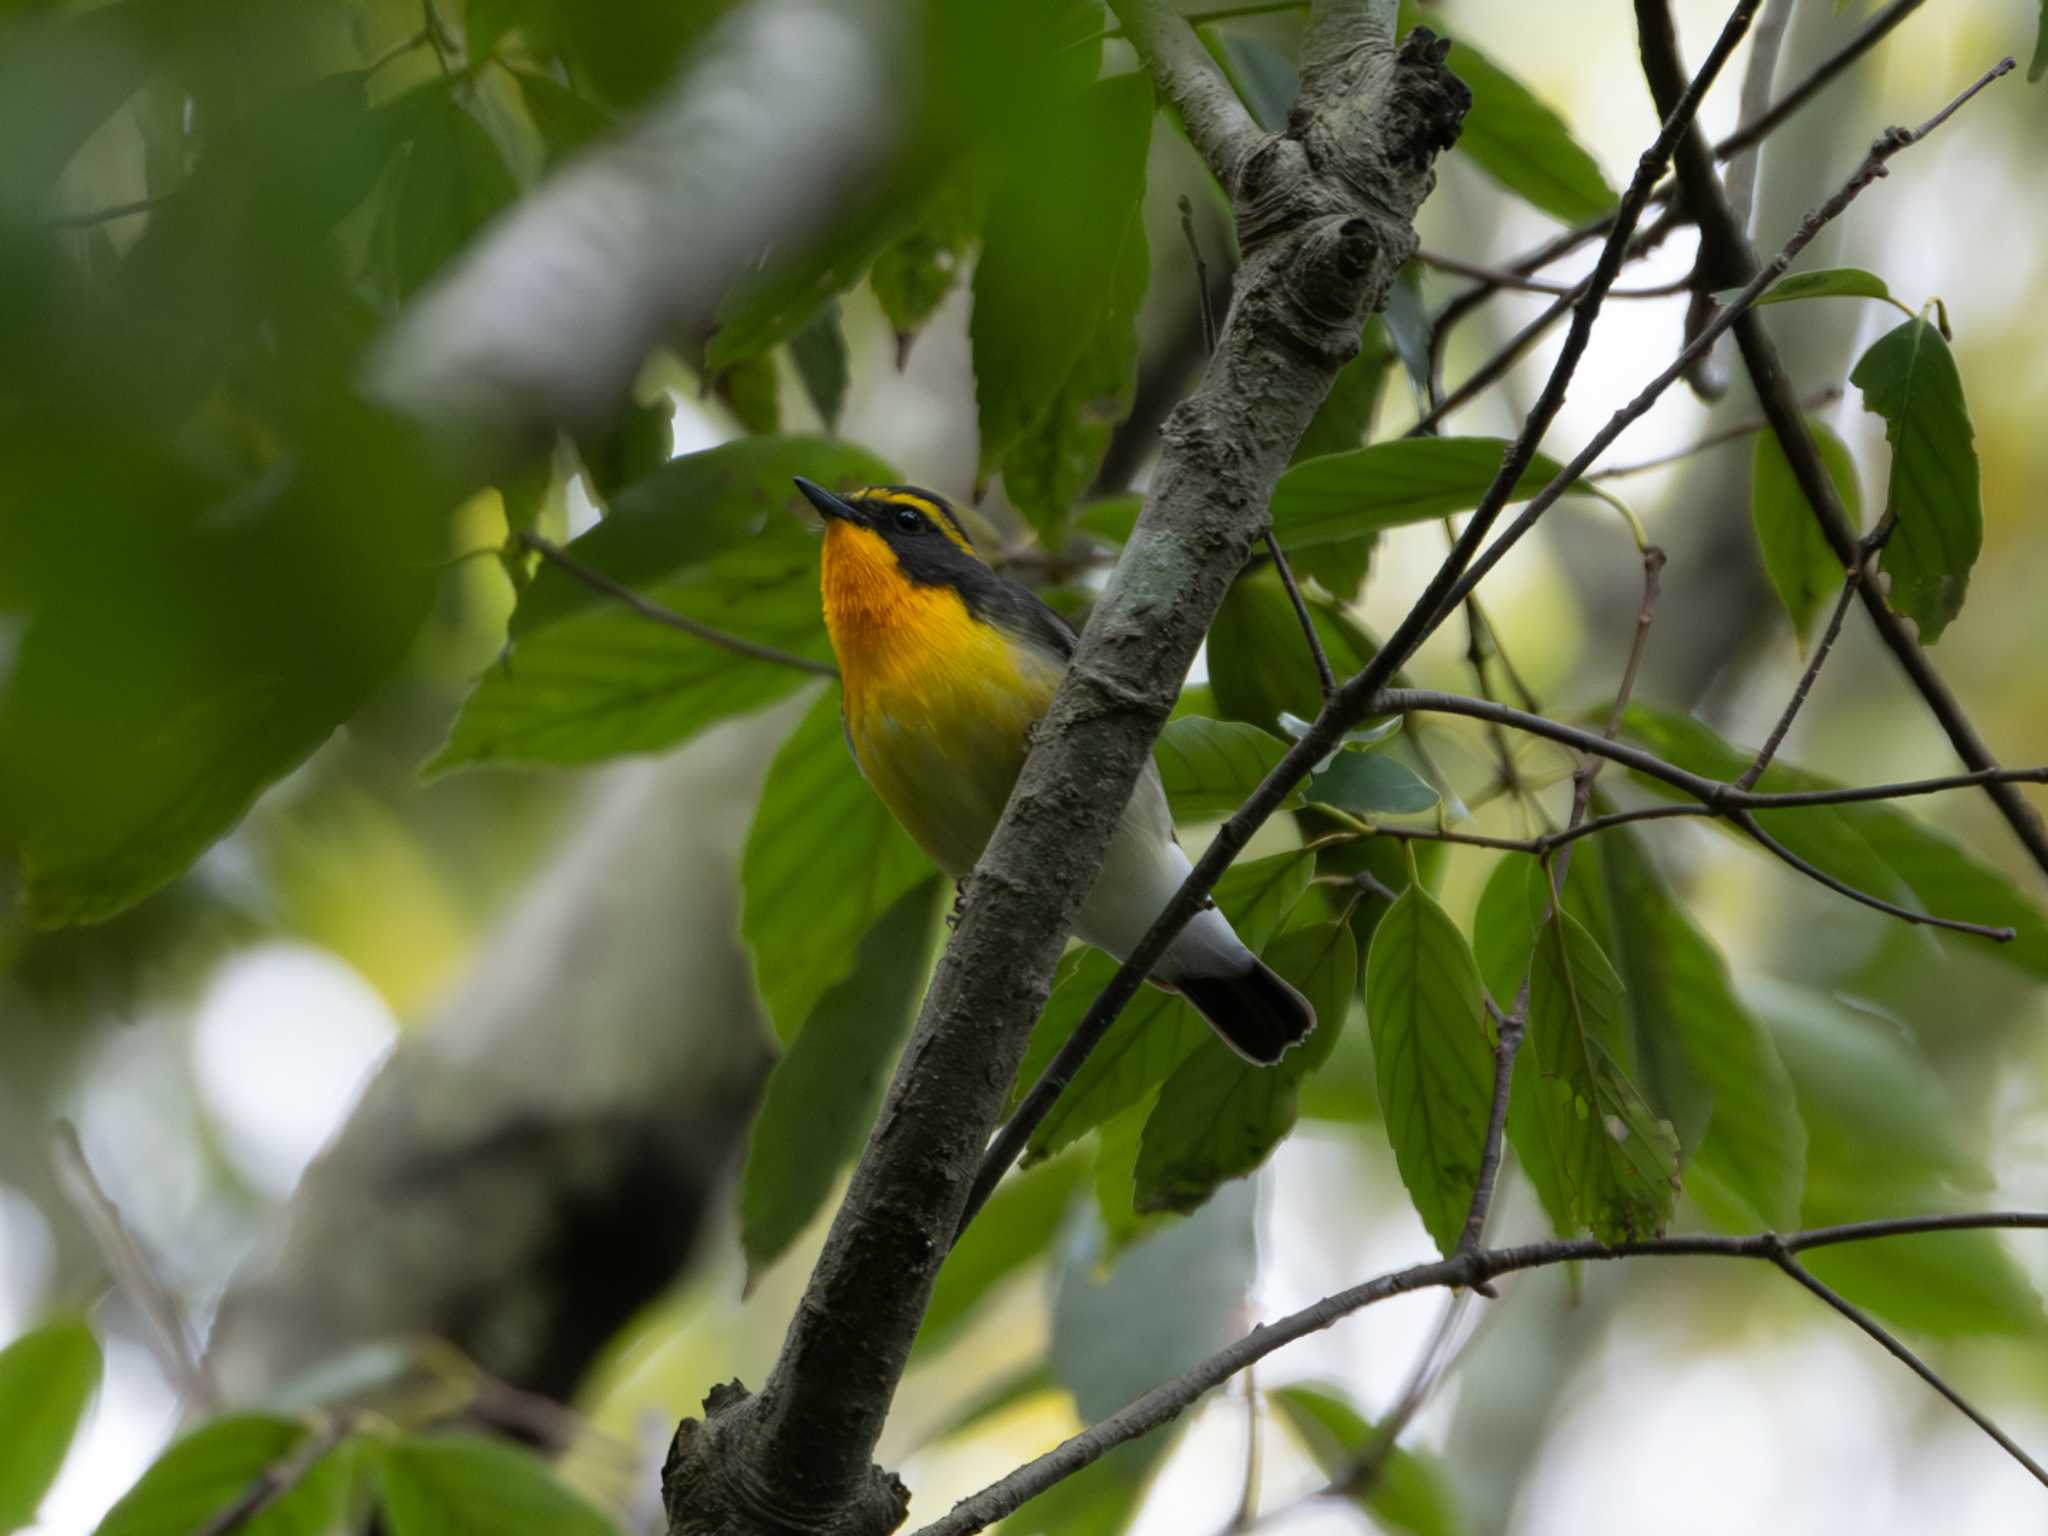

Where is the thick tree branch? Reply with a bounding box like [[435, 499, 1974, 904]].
[[917, 1213, 2048, 1533], [660, 13, 1468, 1535]]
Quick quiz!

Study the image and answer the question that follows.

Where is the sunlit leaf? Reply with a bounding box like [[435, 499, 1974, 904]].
[[739, 878, 945, 1283], [1508, 911, 1679, 1242], [1365, 885, 1493, 1256], [0, 1320, 99, 1531], [1151, 718, 1298, 822], [1270, 1383, 1466, 1536], [740, 688, 934, 1044], [1271, 438, 1577, 550], [1750, 417, 1856, 643], [94, 1416, 353, 1536], [1133, 920, 1356, 1214], [1850, 317, 1981, 642], [1751, 266, 1899, 310], [378, 1435, 619, 1536]]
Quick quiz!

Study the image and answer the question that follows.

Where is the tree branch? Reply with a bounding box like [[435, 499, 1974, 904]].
[[917, 1212, 2048, 1533]]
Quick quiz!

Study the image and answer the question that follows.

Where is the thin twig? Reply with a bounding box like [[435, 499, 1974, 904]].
[[1262, 533, 1336, 699], [913, 1212, 2048, 1534], [518, 531, 837, 677], [49, 1122, 220, 1412], [1712, 0, 1928, 161], [1592, 386, 1841, 479], [1416, 248, 1690, 299], [1178, 194, 1219, 359], [43, 193, 173, 230], [1735, 533, 1879, 789]]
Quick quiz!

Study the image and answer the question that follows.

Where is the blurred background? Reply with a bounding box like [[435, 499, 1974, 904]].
[[3, 0, 2047, 1533]]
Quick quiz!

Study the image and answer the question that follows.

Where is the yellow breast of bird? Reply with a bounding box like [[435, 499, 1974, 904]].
[[822, 526, 1062, 877]]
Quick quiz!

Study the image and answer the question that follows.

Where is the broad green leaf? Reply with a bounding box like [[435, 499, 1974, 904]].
[[1567, 830, 1804, 1231], [1151, 718, 1298, 822], [0, 1320, 99, 1531], [387, 95, 519, 299], [973, 72, 1153, 474], [713, 349, 780, 435], [1207, 568, 1381, 733], [1622, 706, 2048, 979], [1850, 317, 1981, 642], [915, 1151, 1088, 1359], [739, 878, 945, 1283], [1307, 749, 1439, 816], [1271, 438, 1577, 551], [509, 70, 612, 167], [572, 399, 674, 505], [1752, 266, 1899, 310], [1289, 318, 1397, 599], [1271, 1383, 1466, 1536], [1472, 854, 1545, 1012], [1365, 886, 1494, 1256], [869, 163, 988, 349], [1751, 418, 1856, 642], [1508, 911, 1680, 1242], [377, 1435, 619, 1536], [1411, 10, 1616, 224], [1133, 921, 1357, 1214], [1000, 203, 1148, 545], [94, 1416, 352, 1536], [430, 525, 831, 772], [1018, 851, 1315, 1159], [789, 302, 849, 431], [1759, 983, 2043, 1335], [741, 688, 934, 1044]]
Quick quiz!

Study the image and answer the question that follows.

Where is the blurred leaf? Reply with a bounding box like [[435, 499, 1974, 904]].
[[1413, 12, 1617, 223], [1152, 718, 1298, 822], [789, 302, 850, 430], [1017, 851, 1314, 1159], [1271, 1382, 1466, 1536], [1133, 920, 1357, 1214], [509, 69, 613, 166], [973, 72, 1153, 475], [740, 877, 945, 1283], [869, 167, 986, 349], [1202, 28, 1296, 131], [1382, 264, 1434, 404], [0, 1319, 99, 1531], [1208, 568, 1380, 734], [1001, 204, 1148, 545], [742, 688, 934, 1044], [378, 1435, 618, 1536], [1752, 267, 1898, 310], [997, 1444, 1160, 1536], [1508, 911, 1679, 1242], [916, 1151, 1087, 1359], [389, 95, 519, 299], [1307, 750, 1439, 816], [1271, 438, 1575, 550], [1621, 707, 2048, 979], [573, 398, 674, 504], [1850, 317, 1981, 642], [94, 1416, 352, 1536], [714, 350, 781, 435], [2033, 2, 2047, 83], [1760, 984, 2043, 1335], [1076, 496, 1143, 546], [1750, 418, 1855, 642], [1365, 884, 1493, 1256]]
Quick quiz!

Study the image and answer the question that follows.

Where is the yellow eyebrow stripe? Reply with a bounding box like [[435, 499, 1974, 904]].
[[856, 487, 980, 560]]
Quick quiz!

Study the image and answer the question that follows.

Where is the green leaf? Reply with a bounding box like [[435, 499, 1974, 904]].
[[572, 398, 674, 505], [1621, 706, 2048, 980], [739, 877, 946, 1283], [1472, 855, 1545, 1013], [972, 72, 1153, 474], [1271, 437, 1577, 551], [1000, 203, 1148, 545], [741, 688, 934, 1044], [1850, 317, 1982, 642], [389, 95, 520, 300], [788, 302, 849, 431], [1417, 15, 1617, 224], [1270, 1383, 1466, 1536], [1364, 885, 1494, 1257], [707, 195, 909, 373], [1750, 417, 1856, 642], [1751, 266, 1899, 310], [1289, 317, 1397, 598], [1202, 29, 1297, 132], [915, 1151, 1088, 1359], [0, 1320, 99, 1531], [995, 1445, 1159, 1536], [1207, 568, 1381, 734], [377, 1435, 619, 1536], [1759, 983, 2043, 1336], [1508, 911, 1680, 1243], [1017, 851, 1315, 1159], [714, 349, 780, 435], [869, 166, 988, 348], [2033, 0, 2047, 83], [509, 70, 612, 167], [1307, 749, 1439, 816], [1133, 921, 1357, 1215], [1151, 718, 1298, 822], [94, 1416, 352, 1536]]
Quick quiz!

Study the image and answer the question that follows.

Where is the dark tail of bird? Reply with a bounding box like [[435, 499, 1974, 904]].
[[1176, 957, 1316, 1066]]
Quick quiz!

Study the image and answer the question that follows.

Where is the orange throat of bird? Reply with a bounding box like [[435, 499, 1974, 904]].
[[819, 520, 977, 701]]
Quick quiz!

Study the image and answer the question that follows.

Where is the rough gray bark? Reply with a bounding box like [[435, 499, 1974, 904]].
[[659, 7, 1467, 1534], [210, 717, 783, 1404]]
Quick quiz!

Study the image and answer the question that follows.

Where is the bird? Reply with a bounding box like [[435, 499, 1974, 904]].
[[793, 476, 1315, 1065]]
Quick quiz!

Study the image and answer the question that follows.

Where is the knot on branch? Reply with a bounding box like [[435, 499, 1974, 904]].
[[1234, 134, 1310, 248], [1385, 28, 1471, 170], [663, 1380, 911, 1536]]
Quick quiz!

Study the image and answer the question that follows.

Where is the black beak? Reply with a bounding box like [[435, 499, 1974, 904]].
[[793, 476, 858, 524]]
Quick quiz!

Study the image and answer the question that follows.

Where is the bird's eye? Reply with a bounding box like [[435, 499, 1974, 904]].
[[893, 507, 922, 532]]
